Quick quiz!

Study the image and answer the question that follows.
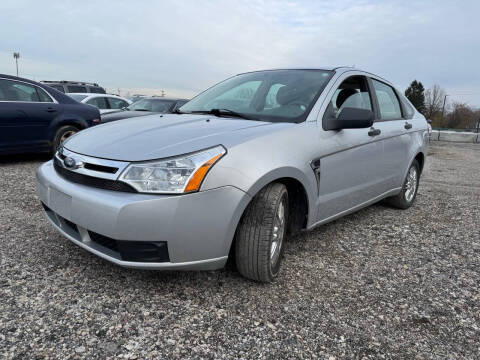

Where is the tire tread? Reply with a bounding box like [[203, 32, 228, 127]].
[[235, 183, 287, 282]]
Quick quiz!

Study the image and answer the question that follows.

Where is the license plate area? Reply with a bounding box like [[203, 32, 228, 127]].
[[49, 187, 72, 219]]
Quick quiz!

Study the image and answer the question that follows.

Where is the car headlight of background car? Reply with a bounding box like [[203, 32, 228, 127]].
[[118, 145, 226, 194]]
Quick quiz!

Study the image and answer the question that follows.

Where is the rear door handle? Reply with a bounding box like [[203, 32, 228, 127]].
[[46, 107, 57, 113], [404, 122, 412, 130], [368, 127, 381, 136]]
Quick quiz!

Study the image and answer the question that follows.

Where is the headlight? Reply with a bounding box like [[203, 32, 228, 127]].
[[118, 145, 226, 194]]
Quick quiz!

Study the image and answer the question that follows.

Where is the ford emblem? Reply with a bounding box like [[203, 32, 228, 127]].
[[64, 157, 76, 169]]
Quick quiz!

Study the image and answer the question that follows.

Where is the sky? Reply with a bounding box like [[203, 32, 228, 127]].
[[1, 0, 479, 107]]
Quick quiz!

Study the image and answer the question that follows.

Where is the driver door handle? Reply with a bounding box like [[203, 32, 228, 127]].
[[368, 127, 381, 136], [404, 122, 412, 130], [46, 107, 57, 113]]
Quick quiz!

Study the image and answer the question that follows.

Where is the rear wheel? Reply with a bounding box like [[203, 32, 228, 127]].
[[235, 183, 288, 283], [52, 125, 78, 153], [387, 159, 420, 209]]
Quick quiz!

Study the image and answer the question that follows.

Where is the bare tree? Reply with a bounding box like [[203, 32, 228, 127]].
[[424, 85, 446, 121], [445, 102, 476, 129]]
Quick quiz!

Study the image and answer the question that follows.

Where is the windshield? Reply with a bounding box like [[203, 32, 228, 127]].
[[180, 69, 333, 123], [127, 98, 175, 112], [68, 94, 88, 102]]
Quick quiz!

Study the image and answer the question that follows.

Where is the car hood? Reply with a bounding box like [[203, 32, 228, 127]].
[[100, 110, 157, 122], [64, 114, 292, 161]]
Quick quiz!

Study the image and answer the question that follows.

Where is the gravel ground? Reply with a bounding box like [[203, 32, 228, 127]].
[[1, 141, 479, 359]]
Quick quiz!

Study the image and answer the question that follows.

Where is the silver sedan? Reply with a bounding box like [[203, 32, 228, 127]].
[[36, 67, 429, 282]]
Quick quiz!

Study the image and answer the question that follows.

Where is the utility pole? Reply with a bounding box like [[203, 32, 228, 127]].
[[441, 94, 449, 121], [476, 118, 480, 143], [13, 52, 20, 76]]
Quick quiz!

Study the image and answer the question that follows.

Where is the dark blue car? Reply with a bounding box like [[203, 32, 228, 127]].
[[0, 74, 100, 155]]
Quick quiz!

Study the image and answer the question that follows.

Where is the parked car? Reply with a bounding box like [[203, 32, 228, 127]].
[[128, 94, 147, 103], [40, 80, 106, 94], [0, 74, 100, 155], [67, 93, 132, 114], [36, 67, 429, 282], [100, 97, 188, 123]]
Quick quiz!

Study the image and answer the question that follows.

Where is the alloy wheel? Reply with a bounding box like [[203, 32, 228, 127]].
[[404, 166, 418, 202], [270, 196, 286, 269]]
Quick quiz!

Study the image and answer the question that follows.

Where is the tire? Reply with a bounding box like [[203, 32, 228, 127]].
[[52, 125, 79, 153], [387, 159, 420, 209], [235, 182, 288, 283]]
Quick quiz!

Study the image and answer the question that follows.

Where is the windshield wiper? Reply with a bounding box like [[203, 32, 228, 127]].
[[190, 108, 252, 120], [134, 109, 150, 112]]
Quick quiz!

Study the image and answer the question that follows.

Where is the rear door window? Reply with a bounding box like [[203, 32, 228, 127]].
[[107, 97, 129, 109], [13, 82, 41, 101], [371, 79, 402, 120], [86, 97, 108, 109]]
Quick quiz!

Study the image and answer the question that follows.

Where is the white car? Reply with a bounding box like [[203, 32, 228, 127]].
[[68, 93, 132, 114]]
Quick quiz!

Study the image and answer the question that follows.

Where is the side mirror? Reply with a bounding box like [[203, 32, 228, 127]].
[[426, 119, 432, 124], [324, 107, 374, 130]]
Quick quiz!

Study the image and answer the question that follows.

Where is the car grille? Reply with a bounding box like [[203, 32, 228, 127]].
[[53, 158, 137, 193]]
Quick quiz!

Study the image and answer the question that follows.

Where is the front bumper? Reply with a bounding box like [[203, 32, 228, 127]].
[[36, 160, 251, 270]]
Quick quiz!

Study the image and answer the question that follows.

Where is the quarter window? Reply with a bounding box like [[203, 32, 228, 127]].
[[402, 97, 415, 118], [36, 88, 53, 102], [371, 79, 402, 120]]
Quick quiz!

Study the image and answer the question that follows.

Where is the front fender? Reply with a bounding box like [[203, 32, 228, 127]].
[[247, 165, 315, 208], [204, 160, 318, 228]]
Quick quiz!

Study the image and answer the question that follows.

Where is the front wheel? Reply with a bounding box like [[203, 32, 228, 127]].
[[52, 125, 79, 153], [235, 183, 288, 283], [387, 159, 420, 209]]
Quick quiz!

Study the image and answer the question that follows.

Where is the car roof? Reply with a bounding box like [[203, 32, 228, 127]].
[[69, 93, 122, 97], [0, 73, 43, 85], [0, 73, 82, 104], [238, 66, 355, 74], [236, 67, 394, 87], [40, 80, 101, 87]]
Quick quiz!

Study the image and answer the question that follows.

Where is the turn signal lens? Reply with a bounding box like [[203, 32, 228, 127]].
[[184, 153, 223, 192]]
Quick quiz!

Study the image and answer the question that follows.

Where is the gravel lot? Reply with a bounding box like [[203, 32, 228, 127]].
[[1, 141, 479, 359]]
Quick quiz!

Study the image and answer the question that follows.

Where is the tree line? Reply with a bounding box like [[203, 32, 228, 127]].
[[404, 80, 480, 130]]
